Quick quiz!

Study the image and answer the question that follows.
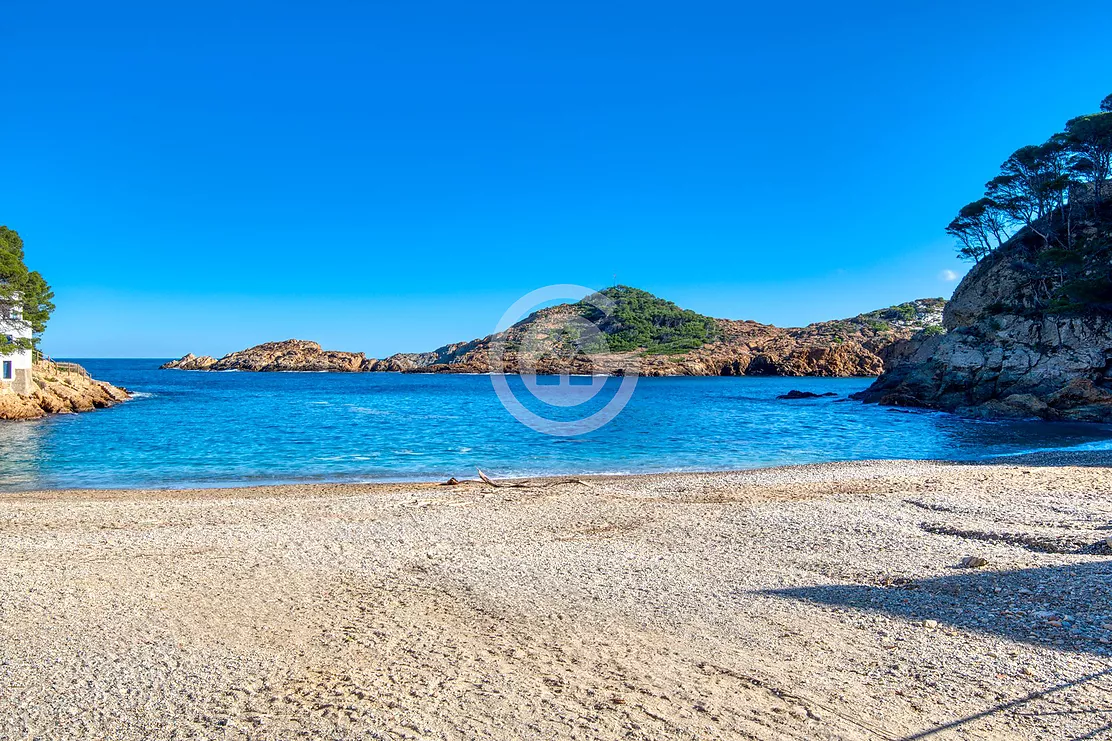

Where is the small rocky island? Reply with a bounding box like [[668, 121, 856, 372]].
[[857, 93, 1112, 422], [162, 289, 946, 378], [166, 340, 369, 373]]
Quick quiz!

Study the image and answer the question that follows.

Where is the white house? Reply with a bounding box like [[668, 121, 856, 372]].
[[0, 299, 33, 396]]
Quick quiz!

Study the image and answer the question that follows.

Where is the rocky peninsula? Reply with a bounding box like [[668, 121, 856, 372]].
[[0, 359, 130, 421], [162, 289, 945, 378]]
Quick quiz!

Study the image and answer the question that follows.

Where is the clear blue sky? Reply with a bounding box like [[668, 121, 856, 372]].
[[4, 1, 1111, 358]]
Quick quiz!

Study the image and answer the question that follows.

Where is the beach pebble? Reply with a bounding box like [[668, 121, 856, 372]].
[[960, 556, 989, 568]]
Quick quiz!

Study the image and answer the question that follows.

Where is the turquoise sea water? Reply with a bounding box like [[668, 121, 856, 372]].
[[1, 359, 1111, 490]]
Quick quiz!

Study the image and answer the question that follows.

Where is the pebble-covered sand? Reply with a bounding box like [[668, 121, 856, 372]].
[[2, 455, 1111, 739]]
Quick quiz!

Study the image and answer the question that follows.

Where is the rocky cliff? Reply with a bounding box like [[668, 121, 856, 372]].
[[857, 217, 1112, 421], [0, 360, 131, 420], [856, 93, 1112, 422], [163, 293, 945, 378]]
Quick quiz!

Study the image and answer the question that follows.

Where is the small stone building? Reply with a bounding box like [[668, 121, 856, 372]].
[[0, 300, 33, 396]]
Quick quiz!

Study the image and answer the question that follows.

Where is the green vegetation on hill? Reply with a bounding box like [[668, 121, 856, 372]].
[[0, 226, 54, 353], [862, 302, 922, 325], [945, 94, 1112, 314], [577, 286, 721, 354]]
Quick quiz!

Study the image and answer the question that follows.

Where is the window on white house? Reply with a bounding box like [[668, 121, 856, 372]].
[[2, 362, 12, 380]]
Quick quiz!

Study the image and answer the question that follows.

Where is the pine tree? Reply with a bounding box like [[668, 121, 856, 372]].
[[0, 226, 55, 352]]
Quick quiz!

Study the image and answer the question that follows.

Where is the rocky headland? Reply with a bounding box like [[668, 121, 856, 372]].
[[857, 209, 1112, 422], [162, 289, 945, 378], [0, 360, 131, 421], [853, 93, 1112, 422]]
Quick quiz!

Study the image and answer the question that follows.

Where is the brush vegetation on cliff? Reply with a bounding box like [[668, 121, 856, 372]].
[[946, 93, 1112, 314], [945, 92, 1112, 316]]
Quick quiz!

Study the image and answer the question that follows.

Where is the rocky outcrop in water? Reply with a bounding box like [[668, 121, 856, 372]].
[[0, 360, 130, 420], [160, 353, 218, 371], [164, 295, 944, 378], [161, 340, 368, 372]]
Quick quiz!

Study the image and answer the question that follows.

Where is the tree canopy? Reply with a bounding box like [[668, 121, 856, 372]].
[[577, 286, 721, 354], [948, 94, 1112, 263], [0, 226, 55, 352]]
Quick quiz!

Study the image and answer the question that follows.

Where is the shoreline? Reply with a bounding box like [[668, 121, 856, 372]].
[[7, 448, 1112, 498], [159, 366, 889, 379]]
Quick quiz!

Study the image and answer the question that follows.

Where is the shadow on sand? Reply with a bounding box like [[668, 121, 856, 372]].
[[766, 561, 1112, 739]]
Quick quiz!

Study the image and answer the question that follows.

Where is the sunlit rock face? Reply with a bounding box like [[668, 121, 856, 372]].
[[857, 238, 1112, 422]]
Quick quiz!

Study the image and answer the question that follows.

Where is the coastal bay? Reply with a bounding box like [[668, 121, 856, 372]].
[[6, 362, 1112, 490], [7, 7, 1112, 741], [2, 457, 1110, 739]]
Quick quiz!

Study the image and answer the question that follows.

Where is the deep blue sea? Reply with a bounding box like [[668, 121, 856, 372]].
[[1, 358, 1111, 490]]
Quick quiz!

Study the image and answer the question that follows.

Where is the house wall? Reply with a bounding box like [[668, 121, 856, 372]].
[[0, 304, 33, 396]]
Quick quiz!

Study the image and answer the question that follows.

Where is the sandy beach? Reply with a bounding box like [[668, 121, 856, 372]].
[[2, 455, 1111, 740]]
